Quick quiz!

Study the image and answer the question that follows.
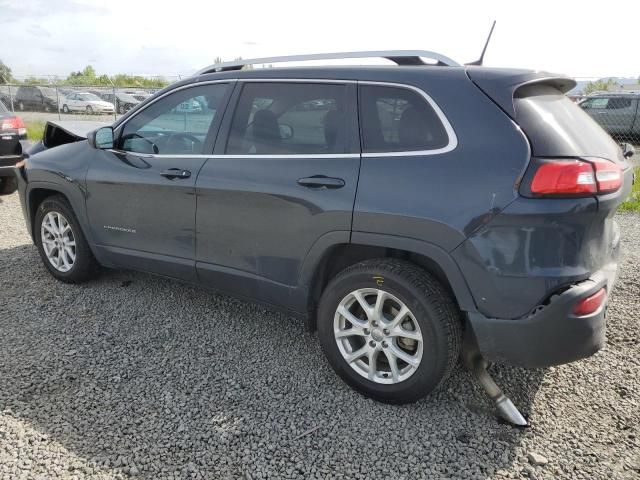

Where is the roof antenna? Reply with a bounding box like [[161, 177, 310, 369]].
[[466, 20, 496, 66]]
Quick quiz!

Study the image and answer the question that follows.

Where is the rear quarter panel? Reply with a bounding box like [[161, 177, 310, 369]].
[[353, 70, 531, 298]]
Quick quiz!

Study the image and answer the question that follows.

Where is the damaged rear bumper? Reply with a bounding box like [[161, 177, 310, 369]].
[[467, 266, 617, 368]]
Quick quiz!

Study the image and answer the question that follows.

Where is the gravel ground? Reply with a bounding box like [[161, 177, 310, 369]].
[[0, 192, 638, 480]]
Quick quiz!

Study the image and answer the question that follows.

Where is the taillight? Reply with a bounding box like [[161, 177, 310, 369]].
[[572, 288, 606, 316], [590, 158, 622, 193], [1, 116, 26, 135], [528, 158, 622, 197]]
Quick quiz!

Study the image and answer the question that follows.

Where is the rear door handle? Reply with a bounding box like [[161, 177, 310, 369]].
[[160, 168, 191, 180], [297, 175, 345, 189]]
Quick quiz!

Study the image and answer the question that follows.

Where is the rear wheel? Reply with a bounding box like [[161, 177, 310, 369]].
[[62, 104, 69, 113], [317, 259, 462, 404], [34, 196, 98, 283], [18, 101, 25, 111], [86, 105, 93, 115]]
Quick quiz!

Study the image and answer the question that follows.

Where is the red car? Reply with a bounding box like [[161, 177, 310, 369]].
[[0, 101, 25, 194]]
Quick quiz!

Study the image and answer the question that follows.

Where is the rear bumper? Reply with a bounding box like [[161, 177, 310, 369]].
[[468, 266, 616, 368]]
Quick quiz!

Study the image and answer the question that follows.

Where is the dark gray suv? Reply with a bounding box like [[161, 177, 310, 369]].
[[8, 51, 634, 425]]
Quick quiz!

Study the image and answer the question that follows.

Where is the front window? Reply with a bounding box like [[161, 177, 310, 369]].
[[118, 83, 229, 155]]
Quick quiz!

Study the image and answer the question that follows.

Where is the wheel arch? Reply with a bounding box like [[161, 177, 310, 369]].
[[27, 184, 96, 254], [301, 232, 477, 330]]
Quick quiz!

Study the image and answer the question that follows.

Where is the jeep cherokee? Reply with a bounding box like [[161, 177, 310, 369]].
[[9, 51, 634, 424]]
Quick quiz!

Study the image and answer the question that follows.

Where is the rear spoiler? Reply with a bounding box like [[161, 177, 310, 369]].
[[466, 67, 576, 119]]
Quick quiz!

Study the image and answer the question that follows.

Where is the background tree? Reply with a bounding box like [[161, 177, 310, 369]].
[[0, 60, 13, 84], [584, 78, 618, 95]]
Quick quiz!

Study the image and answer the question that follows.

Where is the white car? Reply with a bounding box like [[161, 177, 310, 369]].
[[61, 92, 115, 114]]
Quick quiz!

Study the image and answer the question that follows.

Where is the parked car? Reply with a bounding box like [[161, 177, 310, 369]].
[[60, 92, 115, 114], [14, 86, 59, 112], [97, 92, 140, 114], [174, 98, 202, 113], [9, 51, 634, 426], [0, 101, 26, 194], [580, 91, 640, 142], [125, 90, 152, 102], [0, 86, 12, 109]]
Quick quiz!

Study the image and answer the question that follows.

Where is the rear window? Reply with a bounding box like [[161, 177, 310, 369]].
[[514, 84, 621, 159], [359, 85, 449, 153]]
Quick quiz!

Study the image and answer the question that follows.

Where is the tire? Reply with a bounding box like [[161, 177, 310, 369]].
[[62, 104, 69, 113], [18, 101, 25, 111], [317, 258, 462, 404], [34, 195, 98, 283], [86, 105, 93, 115]]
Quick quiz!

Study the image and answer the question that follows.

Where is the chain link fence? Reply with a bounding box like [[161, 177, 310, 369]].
[[1, 75, 638, 149], [0, 76, 180, 123]]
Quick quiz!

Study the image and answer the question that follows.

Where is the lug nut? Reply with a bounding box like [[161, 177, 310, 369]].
[[363, 328, 370, 335], [369, 340, 376, 347], [383, 328, 389, 335], [371, 320, 378, 327], [382, 341, 388, 348]]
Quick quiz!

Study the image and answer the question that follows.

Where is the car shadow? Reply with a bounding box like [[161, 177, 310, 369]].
[[0, 243, 546, 479]]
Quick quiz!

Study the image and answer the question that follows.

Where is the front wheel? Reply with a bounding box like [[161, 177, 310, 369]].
[[34, 196, 98, 283], [86, 105, 93, 114], [62, 104, 69, 113], [317, 259, 462, 404]]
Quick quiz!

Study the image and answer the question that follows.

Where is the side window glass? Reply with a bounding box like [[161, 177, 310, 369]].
[[226, 83, 347, 155], [607, 97, 631, 110], [586, 98, 609, 110], [359, 85, 449, 153], [119, 83, 229, 155]]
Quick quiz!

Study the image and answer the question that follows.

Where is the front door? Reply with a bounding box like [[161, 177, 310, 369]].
[[86, 81, 233, 280], [195, 81, 360, 311]]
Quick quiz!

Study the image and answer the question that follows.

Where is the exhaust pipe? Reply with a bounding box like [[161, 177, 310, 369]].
[[461, 327, 529, 427]]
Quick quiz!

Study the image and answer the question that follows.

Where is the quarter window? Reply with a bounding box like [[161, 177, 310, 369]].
[[359, 85, 449, 153], [119, 83, 229, 155], [226, 83, 348, 155]]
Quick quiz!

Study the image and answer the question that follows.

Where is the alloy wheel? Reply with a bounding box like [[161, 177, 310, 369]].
[[333, 288, 423, 384], [41, 211, 76, 273]]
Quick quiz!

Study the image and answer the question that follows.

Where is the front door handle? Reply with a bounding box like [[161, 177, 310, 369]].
[[297, 175, 345, 189], [160, 168, 191, 180]]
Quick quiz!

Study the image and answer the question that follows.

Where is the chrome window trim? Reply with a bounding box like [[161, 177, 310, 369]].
[[358, 81, 458, 157], [114, 78, 457, 159], [109, 150, 360, 160]]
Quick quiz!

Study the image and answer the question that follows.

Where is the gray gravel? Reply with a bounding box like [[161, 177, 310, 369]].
[[0, 192, 638, 480]]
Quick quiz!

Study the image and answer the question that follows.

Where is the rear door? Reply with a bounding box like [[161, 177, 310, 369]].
[[195, 80, 360, 311], [85, 81, 233, 280]]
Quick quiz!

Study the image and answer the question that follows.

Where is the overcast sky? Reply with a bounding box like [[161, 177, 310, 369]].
[[1, 0, 639, 80]]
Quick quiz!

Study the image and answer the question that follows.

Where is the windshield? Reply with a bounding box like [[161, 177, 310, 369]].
[[78, 93, 102, 101]]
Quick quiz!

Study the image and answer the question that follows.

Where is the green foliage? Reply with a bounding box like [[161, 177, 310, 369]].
[[619, 167, 640, 212], [0, 60, 13, 84], [26, 121, 46, 142], [583, 78, 618, 95], [1, 61, 171, 88]]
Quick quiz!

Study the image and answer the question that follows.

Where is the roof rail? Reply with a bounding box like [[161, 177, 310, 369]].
[[196, 50, 460, 75]]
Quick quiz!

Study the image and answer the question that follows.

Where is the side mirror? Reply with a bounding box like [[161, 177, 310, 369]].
[[89, 126, 114, 149], [279, 123, 294, 140], [621, 142, 635, 159]]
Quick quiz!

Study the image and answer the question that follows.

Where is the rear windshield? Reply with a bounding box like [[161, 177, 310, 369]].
[[514, 84, 621, 160]]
